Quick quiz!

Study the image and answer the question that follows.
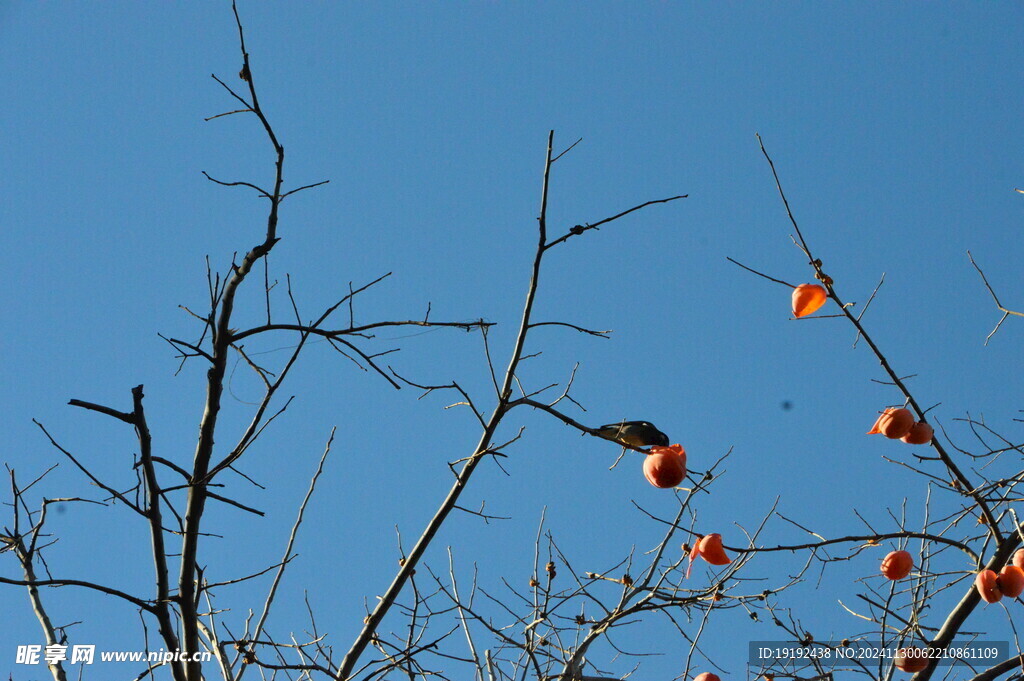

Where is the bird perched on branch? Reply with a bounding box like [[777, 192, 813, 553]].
[[595, 421, 669, 447]]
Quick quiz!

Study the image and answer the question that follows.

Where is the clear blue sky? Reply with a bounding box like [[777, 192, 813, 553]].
[[3, 2, 1022, 678]]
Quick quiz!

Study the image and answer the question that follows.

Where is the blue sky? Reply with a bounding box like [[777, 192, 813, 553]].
[[3, 2, 1023, 679]]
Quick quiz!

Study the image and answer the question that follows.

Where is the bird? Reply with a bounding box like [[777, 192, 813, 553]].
[[594, 421, 669, 447]]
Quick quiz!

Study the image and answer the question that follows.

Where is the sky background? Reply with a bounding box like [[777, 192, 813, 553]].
[[2, 2, 1023, 679]]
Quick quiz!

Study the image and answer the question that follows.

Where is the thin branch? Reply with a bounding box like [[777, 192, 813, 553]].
[[201, 171, 271, 199], [544, 195, 687, 250], [230, 319, 491, 344], [550, 137, 583, 163], [281, 179, 330, 199], [526, 322, 612, 338], [237, 429, 335, 681], [725, 256, 797, 288], [32, 419, 143, 515], [204, 107, 251, 121], [852, 272, 885, 348], [0, 575, 156, 612], [757, 134, 814, 265], [967, 250, 1022, 344]]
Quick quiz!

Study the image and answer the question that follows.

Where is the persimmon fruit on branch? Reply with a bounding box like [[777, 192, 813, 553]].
[[881, 550, 914, 581], [866, 406, 914, 439], [685, 532, 733, 579], [791, 282, 827, 317], [642, 443, 687, 488], [895, 648, 930, 674], [975, 565, 1024, 604]]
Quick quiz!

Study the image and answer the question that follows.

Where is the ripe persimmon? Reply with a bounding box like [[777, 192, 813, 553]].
[[976, 569, 1002, 603], [686, 533, 733, 578], [998, 565, 1024, 598], [900, 422, 933, 445], [792, 283, 828, 318], [694, 674, 721, 681], [1014, 549, 1024, 571], [695, 534, 732, 565], [893, 648, 929, 673], [867, 408, 914, 439], [643, 444, 686, 489], [881, 550, 913, 580]]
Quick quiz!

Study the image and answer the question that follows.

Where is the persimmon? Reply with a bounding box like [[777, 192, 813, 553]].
[[900, 422, 933, 445], [998, 565, 1024, 598], [686, 533, 732, 578], [643, 444, 686, 489], [881, 550, 913, 580], [792, 283, 828, 318], [1014, 549, 1024, 571], [694, 674, 721, 681], [975, 569, 1002, 603], [893, 647, 929, 673], [695, 533, 732, 565], [867, 408, 914, 439]]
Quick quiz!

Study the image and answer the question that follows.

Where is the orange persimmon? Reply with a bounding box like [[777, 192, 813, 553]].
[[976, 569, 1002, 603], [686, 533, 733, 578], [1014, 549, 1024, 571], [881, 550, 913, 580], [867, 408, 914, 439], [643, 444, 686, 489], [694, 674, 721, 681], [893, 648, 929, 673], [792, 283, 828, 318], [998, 565, 1024, 598], [694, 534, 732, 565], [900, 422, 934, 445]]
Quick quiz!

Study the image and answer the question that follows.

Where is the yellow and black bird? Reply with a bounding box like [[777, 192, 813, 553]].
[[595, 421, 669, 448]]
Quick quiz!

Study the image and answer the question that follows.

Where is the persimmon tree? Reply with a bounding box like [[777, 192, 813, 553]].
[[4, 5, 1023, 681], [2, 5, 770, 681], [722, 138, 1024, 681]]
